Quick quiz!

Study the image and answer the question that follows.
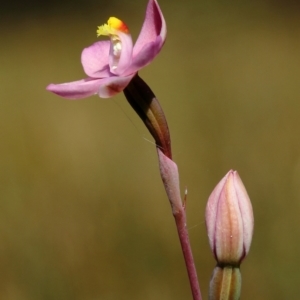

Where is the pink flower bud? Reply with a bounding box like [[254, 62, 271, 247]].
[[205, 170, 254, 265]]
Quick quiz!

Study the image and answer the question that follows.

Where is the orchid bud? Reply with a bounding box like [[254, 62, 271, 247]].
[[206, 171, 254, 299], [205, 170, 254, 266]]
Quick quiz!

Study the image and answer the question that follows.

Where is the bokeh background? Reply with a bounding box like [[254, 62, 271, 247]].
[[1, 0, 300, 299]]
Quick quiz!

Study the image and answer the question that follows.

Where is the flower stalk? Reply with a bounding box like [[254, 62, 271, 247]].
[[124, 75, 202, 300]]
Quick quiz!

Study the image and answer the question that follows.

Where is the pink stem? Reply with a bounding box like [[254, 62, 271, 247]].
[[174, 208, 202, 300], [124, 77, 202, 299], [157, 149, 202, 300]]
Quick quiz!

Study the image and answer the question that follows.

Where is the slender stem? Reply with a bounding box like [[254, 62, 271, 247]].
[[174, 207, 202, 300], [124, 76, 202, 299]]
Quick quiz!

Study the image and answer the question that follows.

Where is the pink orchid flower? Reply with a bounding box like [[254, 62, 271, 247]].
[[46, 0, 166, 99]]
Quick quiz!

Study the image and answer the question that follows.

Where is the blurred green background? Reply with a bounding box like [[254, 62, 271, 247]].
[[1, 0, 300, 299]]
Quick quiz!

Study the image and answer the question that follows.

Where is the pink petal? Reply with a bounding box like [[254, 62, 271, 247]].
[[46, 78, 105, 100], [81, 41, 111, 78], [98, 74, 135, 98], [233, 171, 254, 255], [206, 171, 230, 251], [127, 36, 164, 74], [215, 173, 244, 262], [133, 0, 167, 58], [109, 31, 133, 76]]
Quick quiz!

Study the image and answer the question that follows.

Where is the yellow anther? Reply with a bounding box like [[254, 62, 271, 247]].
[[97, 17, 129, 37]]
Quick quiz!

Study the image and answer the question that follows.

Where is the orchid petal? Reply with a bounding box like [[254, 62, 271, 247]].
[[215, 174, 244, 262], [206, 173, 228, 251], [127, 36, 163, 74], [46, 78, 104, 100], [98, 74, 135, 98], [81, 41, 111, 78], [109, 31, 133, 76], [133, 0, 167, 58], [233, 172, 254, 255]]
